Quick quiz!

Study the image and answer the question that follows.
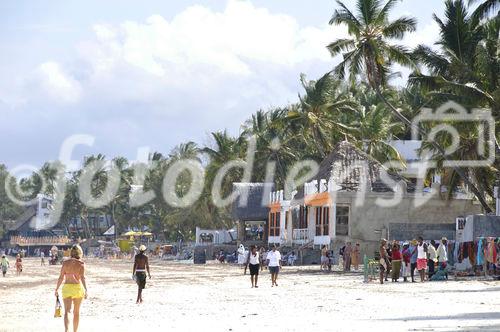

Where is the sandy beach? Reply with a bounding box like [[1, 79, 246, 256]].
[[0, 258, 499, 332]]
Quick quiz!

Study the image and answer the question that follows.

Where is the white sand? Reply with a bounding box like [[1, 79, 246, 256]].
[[0, 258, 499, 332]]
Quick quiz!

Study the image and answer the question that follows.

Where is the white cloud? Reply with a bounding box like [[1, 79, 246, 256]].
[[82, 0, 339, 78], [38, 61, 82, 103], [403, 20, 440, 49], [2, 0, 349, 168]]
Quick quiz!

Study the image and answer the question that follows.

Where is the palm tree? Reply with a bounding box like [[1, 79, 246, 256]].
[[287, 73, 358, 157], [411, 0, 499, 200], [329, 0, 492, 212], [350, 85, 405, 163], [242, 108, 301, 186], [411, 1, 497, 111], [469, 0, 499, 22]]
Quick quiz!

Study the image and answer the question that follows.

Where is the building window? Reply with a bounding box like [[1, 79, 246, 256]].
[[336, 205, 349, 236], [275, 212, 280, 236], [269, 212, 280, 237], [41, 201, 48, 209], [299, 206, 308, 229], [315, 207, 322, 236], [285, 211, 289, 230], [315, 206, 330, 236], [322, 207, 329, 236], [269, 213, 275, 237]]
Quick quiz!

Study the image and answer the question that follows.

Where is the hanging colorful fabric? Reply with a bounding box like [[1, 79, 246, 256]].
[[477, 238, 484, 266]]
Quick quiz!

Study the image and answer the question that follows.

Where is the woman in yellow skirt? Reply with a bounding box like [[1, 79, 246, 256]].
[[55, 245, 87, 332]]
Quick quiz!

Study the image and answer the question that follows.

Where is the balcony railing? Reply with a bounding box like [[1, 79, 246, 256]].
[[292, 228, 309, 243], [10, 235, 70, 247]]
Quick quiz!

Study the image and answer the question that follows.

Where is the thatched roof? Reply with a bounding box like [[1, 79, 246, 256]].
[[7, 205, 37, 231], [294, 141, 411, 201], [231, 183, 274, 221]]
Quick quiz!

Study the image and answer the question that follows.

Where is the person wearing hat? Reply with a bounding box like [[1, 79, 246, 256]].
[[133, 245, 151, 304], [409, 239, 418, 282], [437, 237, 449, 280], [1, 254, 9, 277], [427, 240, 438, 279]]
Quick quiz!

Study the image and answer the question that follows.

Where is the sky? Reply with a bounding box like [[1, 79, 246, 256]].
[[0, 0, 446, 172]]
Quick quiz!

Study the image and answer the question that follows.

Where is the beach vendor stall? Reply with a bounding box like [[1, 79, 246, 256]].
[[453, 215, 500, 276]]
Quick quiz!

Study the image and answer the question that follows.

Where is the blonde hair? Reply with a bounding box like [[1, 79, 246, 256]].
[[70, 245, 83, 259]]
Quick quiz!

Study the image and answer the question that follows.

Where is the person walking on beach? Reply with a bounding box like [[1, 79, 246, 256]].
[[41, 251, 46, 266], [133, 245, 151, 304], [416, 237, 428, 282], [244, 245, 260, 288], [15, 254, 22, 276], [1, 254, 9, 277], [379, 239, 389, 284], [266, 245, 282, 287], [437, 237, 449, 280], [55, 245, 88, 332]]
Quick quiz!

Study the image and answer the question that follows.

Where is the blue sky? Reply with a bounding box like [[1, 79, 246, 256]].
[[0, 0, 446, 171]]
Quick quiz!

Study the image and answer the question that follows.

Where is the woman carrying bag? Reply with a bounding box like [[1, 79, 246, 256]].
[[55, 245, 88, 332]]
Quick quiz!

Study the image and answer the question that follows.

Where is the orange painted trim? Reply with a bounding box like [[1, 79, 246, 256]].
[[268, 202, 281, 213], [304, 192, 332, 207]]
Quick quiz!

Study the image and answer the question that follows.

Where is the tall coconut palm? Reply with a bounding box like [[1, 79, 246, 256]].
[[469, 0, 499, 22], [411, 0, 498, 112], [329, 0, 492, 212], [349, 84, 406, 163], [411, 0, 499, 201], [287, 73, 358, 158], [242, 108, 301, 186]]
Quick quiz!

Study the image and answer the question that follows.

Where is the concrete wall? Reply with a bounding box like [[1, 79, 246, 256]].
[[471, 215, 500, 238], [332, 191, 483, 256]]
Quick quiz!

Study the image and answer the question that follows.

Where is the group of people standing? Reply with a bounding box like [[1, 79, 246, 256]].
[[321, 242, 361, 272], [379, 237, 449, 284]]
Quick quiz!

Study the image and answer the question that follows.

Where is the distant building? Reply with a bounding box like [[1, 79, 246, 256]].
[[266, 141, 482, 254], [4, 194, 113, 248], [231, 182, 273, 245]]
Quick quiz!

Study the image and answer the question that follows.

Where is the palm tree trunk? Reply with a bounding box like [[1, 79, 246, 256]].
[[111, 203, 117, 240], [375, 87, 493, 213]]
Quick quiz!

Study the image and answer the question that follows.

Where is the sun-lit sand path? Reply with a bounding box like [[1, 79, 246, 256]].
[[1, 258, 499, 331]]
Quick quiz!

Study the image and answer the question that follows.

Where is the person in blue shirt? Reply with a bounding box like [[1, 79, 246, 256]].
[[409, 239, 418, 283]]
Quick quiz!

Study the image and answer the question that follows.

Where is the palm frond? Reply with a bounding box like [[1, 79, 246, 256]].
[[382, 16, 417, 39]]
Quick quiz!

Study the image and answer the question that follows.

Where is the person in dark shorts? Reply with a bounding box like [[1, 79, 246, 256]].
[[244, 245, 260, 288], [266, 245, 282, 287], [133, 245, 151, 304]]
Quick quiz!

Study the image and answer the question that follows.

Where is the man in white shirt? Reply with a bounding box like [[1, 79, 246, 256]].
[[266, 245, 282, 287], [436, 237, 449, 280]]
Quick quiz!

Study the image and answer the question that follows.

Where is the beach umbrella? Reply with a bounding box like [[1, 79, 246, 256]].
[[123, 231, 138, 236], [142, 232, 153, 237]]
